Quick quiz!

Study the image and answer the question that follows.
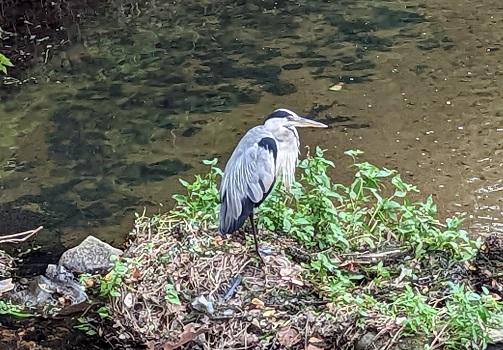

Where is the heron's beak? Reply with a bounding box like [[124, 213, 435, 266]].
[[291, 117, 328, 128]]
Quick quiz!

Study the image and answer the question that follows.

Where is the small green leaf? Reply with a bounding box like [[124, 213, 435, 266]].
[[344, 149, 364, 158], [0, 53, 13, 75], [164, 283, 181, 305], [179, 178, 190, 187], [202, 158, 218, 166]]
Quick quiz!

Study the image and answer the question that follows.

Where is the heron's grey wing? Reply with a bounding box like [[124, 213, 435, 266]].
[[219, 131, 277, 234]]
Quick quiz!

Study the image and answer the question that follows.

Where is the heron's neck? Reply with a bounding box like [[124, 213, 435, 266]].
[[266, 125, 299, 144], [269, 126, 299, 191]]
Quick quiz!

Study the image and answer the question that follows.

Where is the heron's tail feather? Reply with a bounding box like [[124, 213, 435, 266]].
[[218, 195, 254, 235]]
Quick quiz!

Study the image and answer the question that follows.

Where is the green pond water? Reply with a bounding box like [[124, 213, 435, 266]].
[[1, 0, 502, 273]]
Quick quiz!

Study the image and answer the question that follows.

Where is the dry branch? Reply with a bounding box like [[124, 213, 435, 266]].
[[0, 226, 43, 244]]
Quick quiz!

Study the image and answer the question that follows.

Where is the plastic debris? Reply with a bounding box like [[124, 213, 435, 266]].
[[191, 295, 214, 315], [329, 83, 344, 91]]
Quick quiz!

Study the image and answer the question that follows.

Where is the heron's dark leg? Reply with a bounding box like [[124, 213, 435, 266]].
[[249, 212, 265, 264]]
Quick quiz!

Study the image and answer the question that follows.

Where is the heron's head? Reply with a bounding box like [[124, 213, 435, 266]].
[[264, 108, 328, 130]]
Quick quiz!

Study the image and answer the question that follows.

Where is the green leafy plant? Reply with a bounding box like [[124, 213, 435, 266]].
[[161, 149, 499, 349], [0, 299, 31, 317], [390, 285, 438, 335], [442, 283, 503, 349], [258, 147, 480, 261], [0, 53, 13, 74], [73, 306, 109, 336], [164, 282, 181, 305], [99, 256, 128, 297], [96, 306, 110, 319], [74, 316, 98, 336], [170, 158, 222, 225]]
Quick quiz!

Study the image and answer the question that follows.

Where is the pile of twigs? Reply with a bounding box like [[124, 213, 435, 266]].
[[107, 216, 503, 350], [107, 216, 363, 350]]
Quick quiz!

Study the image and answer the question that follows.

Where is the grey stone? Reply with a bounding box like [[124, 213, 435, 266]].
[[355, 332, 377, 350], [59, 235, 123, 274]]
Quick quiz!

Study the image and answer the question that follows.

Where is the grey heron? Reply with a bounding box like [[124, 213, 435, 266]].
[[218, 108, 328, 261]]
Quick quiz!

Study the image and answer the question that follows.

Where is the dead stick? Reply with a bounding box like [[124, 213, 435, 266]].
[[429, 323, 449, 350], [383, 326, 404, 350], [0, 226, 43, 244], [339, 249, 404, 258]]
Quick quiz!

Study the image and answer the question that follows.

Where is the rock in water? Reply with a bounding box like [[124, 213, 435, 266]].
[[59, 235, 123, 274]]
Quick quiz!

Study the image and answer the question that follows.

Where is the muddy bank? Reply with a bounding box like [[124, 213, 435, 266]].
[[0, 317, 110, 350], [0, 233, 122, 349], [61, 216, 503, 350]]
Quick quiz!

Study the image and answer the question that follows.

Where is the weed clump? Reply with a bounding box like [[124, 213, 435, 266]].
[[83, 149, 502, 350]]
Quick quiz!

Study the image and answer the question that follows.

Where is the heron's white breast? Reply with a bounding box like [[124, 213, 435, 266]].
[[275, 129, 299, 190]]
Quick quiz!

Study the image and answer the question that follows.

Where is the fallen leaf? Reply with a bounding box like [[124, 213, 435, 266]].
[[238, 330, 259, 345], [162, 323, 207, 350], [329, 83, 344, 91], [307, 344, 324, 350], [482, 268, 493, 277], [491, 293, 502, 301], [130, 267, 141, 280], [83, 277, 94, 288], [339, 260, 355, 270], [124, 293, 134, 308], [213, 236, 224, 246], [306, 336, 325, 350], [290, 278, 304, 286], [251, 298, 265, 309], [166, 302, 186, 315], [178, 253, 191, 264], [251, 318, 261, 328], [277, 326, 300, 347], [263, 308, 276, 318], [279, 267, 293, 277]]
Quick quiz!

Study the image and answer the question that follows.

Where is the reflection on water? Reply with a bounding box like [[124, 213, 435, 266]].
[[0, 0, 502, 269]]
